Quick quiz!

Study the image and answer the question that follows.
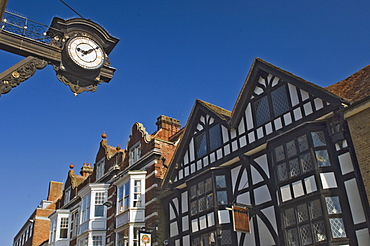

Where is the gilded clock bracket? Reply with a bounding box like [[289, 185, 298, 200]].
[[0, 56, 48, 95]]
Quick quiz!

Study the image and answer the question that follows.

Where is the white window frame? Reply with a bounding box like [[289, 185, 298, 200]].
[[94, 192, 105, 217], [96, 158, 105, 180], [81, 194, 91, 223], [129, 142, 141, 165]]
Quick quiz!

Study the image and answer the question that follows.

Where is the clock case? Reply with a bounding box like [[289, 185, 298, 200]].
[[48, 17, 119, 94]]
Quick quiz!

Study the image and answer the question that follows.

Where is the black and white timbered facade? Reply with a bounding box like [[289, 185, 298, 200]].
[[162, 58, 370, 246]]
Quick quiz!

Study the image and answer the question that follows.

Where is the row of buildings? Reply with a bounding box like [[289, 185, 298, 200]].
[[14, 58, 370, 246]]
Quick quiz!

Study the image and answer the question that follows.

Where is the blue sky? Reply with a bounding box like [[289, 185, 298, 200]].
[[1, 0, 369, 244]]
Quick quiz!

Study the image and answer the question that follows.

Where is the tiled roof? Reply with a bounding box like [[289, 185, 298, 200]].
[[197, 99, 232, 121], [326, 65, 370, 103]]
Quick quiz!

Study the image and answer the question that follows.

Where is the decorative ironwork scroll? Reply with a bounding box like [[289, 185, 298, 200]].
[[0, 56, 47, 95]]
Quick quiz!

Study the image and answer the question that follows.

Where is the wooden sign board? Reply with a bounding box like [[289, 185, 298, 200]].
[[232, 205, 250, 233]]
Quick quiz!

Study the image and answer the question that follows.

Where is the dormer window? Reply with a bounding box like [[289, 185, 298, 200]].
[[129, 142, 141, 165], [96, 158, 105, 180], [64, 187, 71, 205]]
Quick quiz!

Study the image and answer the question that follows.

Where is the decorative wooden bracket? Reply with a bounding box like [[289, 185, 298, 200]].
[[0, 56, 47, 95]]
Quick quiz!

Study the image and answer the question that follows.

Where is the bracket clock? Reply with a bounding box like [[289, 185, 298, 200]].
[[0, 11, 119, 96]]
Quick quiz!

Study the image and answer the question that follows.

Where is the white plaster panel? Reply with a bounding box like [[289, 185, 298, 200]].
[[272, 76, 279, 87], [191, 218, 199, 232], [254, 86, 264, 95], [175, 239, 180, 246], [292, 180, 304, 198], [170, 221, 178, 237], [199, 215, 207, 230], [261, 206, 277, 234], [169, 203, 176, 220], [231, 166, 241, 191], [240, 219, 255, 246], [288, 84, 299, 106], [184, 150, 189, 165], [189, 139, 195, 162], [207, 212, 215, 227], [257, 127, 264, 139], [251, 165, 264, 185], [304, 176, 317, 194], [178, 169, 183, 180], [183, 235, 190, 246], [181, 192, 188, 213], [197, 160, 202, 170], [246, 103, 254, 130], [274, 118, 282, 130], [356, 228, 370, 246], [265, 122, 273, 135], [300, 89, 310, 101], [184, 166, 189, 177], [303, 102, 313, 116], [182, 215, 189, 231], [280, 184, 292, 202], [338, 152, 354, 175], [224, 144, 231, 156], [239, 119, 246, 134], [218, 210, 230, 224], [222, 125, 229, 143], [209, 116, 214, 125], [283, 112, 292, 125], [320, 172, 337, 189], [203, 156, 209, 167], [345, 178, 366, 224], [239, 135, 247, 147], [248, 132, 255, 143], [257, 215, 275, 245], [231, 129, 237, 139], [210, 153, 216, 163], [190, 163, 195, 173], [232, 140, 238, 152], [237, 192, 250, 205], [254, 185, 271, 205], [293, 108, 302, 121], [254, 154, 269, 178], [314, 98, 324, 111], [216, 148, 223, 160], [238, 169, 249, 190]]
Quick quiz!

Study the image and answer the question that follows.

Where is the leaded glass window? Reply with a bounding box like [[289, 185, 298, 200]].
[[195, 123, 223, 159], [315, 150, 331, 167], [329, 218, 346, 238], [196, 132, 207, 158], [254, 95, 270, 126], [209, 124, 222, 151], [272, 85, 289, 117], [217, 190, 228, 205], [325, 196, 342, 214]]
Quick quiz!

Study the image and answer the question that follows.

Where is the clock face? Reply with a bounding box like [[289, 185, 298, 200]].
[[67, 36, 105, 70]]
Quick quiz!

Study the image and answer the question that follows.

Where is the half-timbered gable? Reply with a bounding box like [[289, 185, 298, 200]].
[[162, 58, 370, 246]]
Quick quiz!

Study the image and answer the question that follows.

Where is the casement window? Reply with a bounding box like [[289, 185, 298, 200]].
[[195, 123, 222, 158], [325, 196, 346, 238], [60, 217, 69, 238], [96, 158, 105, 180], [64, 187, 71, 205], [71, 210, 79, 238], [273, 130, 331, 184], [129, 142, 141, 165], [253, 80, 290, 127], [118, 182, 130, 213], [92, 236, 103, 246], [81, 194, 91, 222], [78, 237, 88, 246], [133, 180, 142, 207], [94, 192, 105, 217], [50, 218, 57, 242]]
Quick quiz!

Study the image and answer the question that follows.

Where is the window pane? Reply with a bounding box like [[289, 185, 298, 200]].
[[286, 140, 297, 158], [206, 193, 214, 209], [300, 153, 313, 173], [198, 196, 206, 212], [205, 178, 212, 192], [286, 228, 299, 246], [297, 204, 309, 223], [297, 135, 308, 152], [190, 200, 198, 216], [329, 218, 346, 238], [277, 163, 288, 182], [284, 208, 296, 227], [220, 230, 232, 244], [198, 182, 205, 196], [254, 95, 270, 126], [215, 175, 226, 188], [312, 220, 327, 242], [196, 132, 207, 157], [271, 85, 289, 117], [95, 205, 104, 217], [325, 196, 342, 214], [299, 224, 313, 245], [315, 150, 331, 167], [289, 159, 300, 178], [209, 124, 222, 151], [311, 131, 326, 146], [190, 185, 197, 199], [217, 191, 228, 205], [310, 199, 322, 219], [275, 145, 285, 162]]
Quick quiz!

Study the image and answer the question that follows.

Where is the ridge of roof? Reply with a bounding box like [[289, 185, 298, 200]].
[[325, 65, 370, 103], [196, 99, 232, 121]]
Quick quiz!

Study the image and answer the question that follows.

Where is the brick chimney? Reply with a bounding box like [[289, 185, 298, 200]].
[[80, 163, 93, 177], [156, 115, 181, 140], [47, 181, 63, 201]]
